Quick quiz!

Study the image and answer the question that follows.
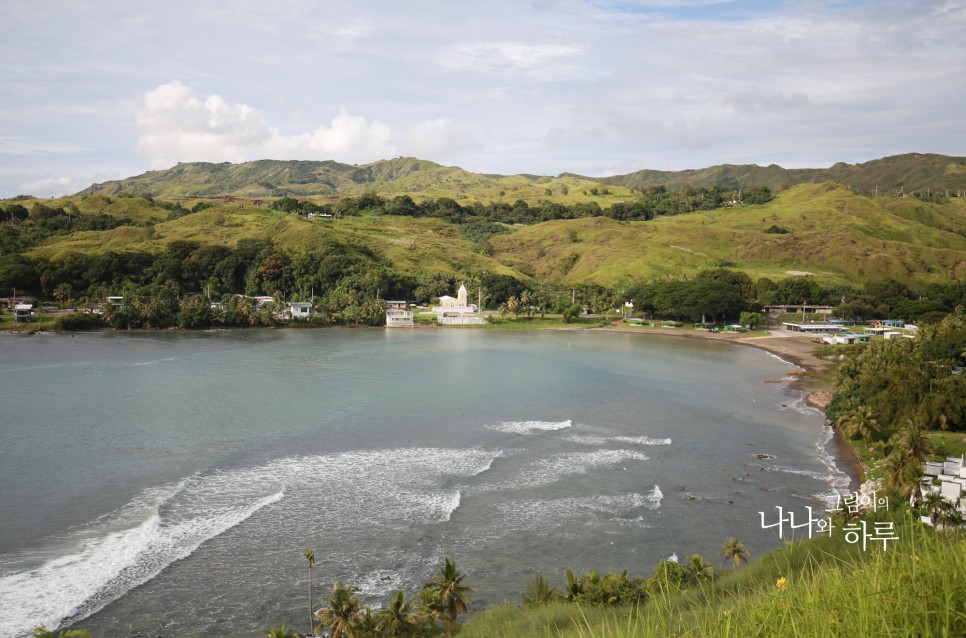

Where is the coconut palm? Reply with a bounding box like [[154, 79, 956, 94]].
[[429, 557, 474, 635], [263, 625, 297, 638], [719, 537, 750, 569], [683, 554, 714, 586], [521, 570, 561, 606], [520, 290, 534, 319], [886, 419, 934, 505], [315, 580, 362, 638], [414, 584, 443, 631], [304, 548, 315, 637], [839, 404, 881, 444], [375, 590, 420, 637], [922, 491, 964, 529]]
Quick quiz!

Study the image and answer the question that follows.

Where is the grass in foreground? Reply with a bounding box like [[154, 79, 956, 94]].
[[460, 513, 965, 638]]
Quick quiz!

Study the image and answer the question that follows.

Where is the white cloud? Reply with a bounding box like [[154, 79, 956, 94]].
[[135, 82, 472, 169], [436, 42, 581, 73]]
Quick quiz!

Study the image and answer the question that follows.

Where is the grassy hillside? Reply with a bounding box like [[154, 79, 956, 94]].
[[459, 514, 965, 638], [487, 183, 966, 286], [77, 157, 637, 205], [595, 153, 966, 195], [73, 154, 966, 204], [27, 202, 523, 280], [13, 181, 966, 290]]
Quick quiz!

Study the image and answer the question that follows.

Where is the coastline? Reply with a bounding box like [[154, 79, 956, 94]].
[[596, 324, 866, 487]]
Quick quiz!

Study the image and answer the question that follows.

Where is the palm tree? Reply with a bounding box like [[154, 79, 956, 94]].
[[886, 419, 934, 505], [922, 491, 964, 529], [430, 557, 474, 635], [315, 580, 362, 638], [263, 625, 297, 638], [719, 537, 750, 569], [521, 570, 561, 606], [414, 584, 443, 632], [839, 404, 881, 444], [304, 548, 315, 638], [376, 590, 420, 637], [506, 296, 519, 318], [520, 290, 534, 319], [683, 554, 714, 586]]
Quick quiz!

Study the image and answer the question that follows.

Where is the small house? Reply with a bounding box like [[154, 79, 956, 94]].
[[287, 301, 313, 320]]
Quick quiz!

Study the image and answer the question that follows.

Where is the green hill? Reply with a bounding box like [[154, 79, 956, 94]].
[[591, 153, 966, 195], [76, 154, 966, 204], [77, 157, 637, 205], [487, 183, 966, 286], [15, 181, 966, 289]]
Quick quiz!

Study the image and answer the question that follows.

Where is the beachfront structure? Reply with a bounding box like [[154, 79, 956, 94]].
[[764, 304, 835, 315], [385, 301, 414, 327], [287, 301, 313, 320], [432, 284, 486, 325], [782, 322, 845, 334], [14, 303, 33, 322], [822, 333, 871, 345]]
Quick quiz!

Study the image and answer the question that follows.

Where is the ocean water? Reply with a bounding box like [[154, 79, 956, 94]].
[[0, 329, 851, 637]]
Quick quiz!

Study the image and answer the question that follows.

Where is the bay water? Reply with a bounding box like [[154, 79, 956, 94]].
[[0, 328, 850, 637]]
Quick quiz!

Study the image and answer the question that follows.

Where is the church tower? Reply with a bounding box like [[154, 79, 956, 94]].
[[457, 283, 468, 307]]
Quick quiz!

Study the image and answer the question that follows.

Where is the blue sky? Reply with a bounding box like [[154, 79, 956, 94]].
[[1, 0, 964, 198]]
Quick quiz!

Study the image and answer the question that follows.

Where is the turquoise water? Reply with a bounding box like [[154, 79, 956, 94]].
[[0, 329, 849, 637]]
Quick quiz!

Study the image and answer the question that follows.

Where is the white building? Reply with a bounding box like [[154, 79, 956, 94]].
[[287, 301, 313, 320], [432, 284, 486, 325], [385, 300, 414, 327]]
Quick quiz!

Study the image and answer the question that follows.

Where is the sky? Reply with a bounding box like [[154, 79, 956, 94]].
[[1, 0, 964, 198]]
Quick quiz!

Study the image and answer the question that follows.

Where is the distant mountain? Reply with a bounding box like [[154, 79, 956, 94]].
[[588, 153, 966, 195], [77, 153, 966, 201]]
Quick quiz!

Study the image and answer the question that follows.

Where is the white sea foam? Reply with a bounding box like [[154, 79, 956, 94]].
[[566, 434, 672, 447], [0, 445, 505, 636], [493, 449, 651, 491], [815, 424, 855, 497], [487, 420, 573, 435], [0, 487, 283, 637], [496, 487, 662, 527]]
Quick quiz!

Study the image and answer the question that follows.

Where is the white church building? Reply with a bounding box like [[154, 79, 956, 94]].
[[432, 284, 486, 325]]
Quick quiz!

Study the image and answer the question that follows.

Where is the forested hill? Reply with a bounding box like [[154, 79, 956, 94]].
[[76, 153, 966, 201], [585, 153, 966, 195]]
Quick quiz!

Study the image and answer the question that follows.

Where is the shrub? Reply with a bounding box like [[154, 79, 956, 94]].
[[55, 312, 104, 331]]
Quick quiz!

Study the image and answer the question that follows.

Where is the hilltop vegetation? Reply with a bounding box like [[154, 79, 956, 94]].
[[74, 153, 966, 202], [3, 153, 966, 330]]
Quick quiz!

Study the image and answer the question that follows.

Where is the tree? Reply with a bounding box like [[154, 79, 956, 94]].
[[262, 625, 297, 638], [520, 290, 534, 319], [429, 557, 474, 635], [885, 419, 933, 504], [838, 403, 881, 444], [304, 548, 315, 638], [52, 282, 73, 308], [521, 570, 561, 606], [922, 491, 964, 528], [315, 580, 362, 638], [719, 537, 749, 569], [739, 311, 764, 329], [376, 590, 420, 637], [683, 554, 714, 586]]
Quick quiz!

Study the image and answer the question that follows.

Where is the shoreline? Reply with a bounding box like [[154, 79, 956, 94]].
[[595, 324, 866, 487]]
